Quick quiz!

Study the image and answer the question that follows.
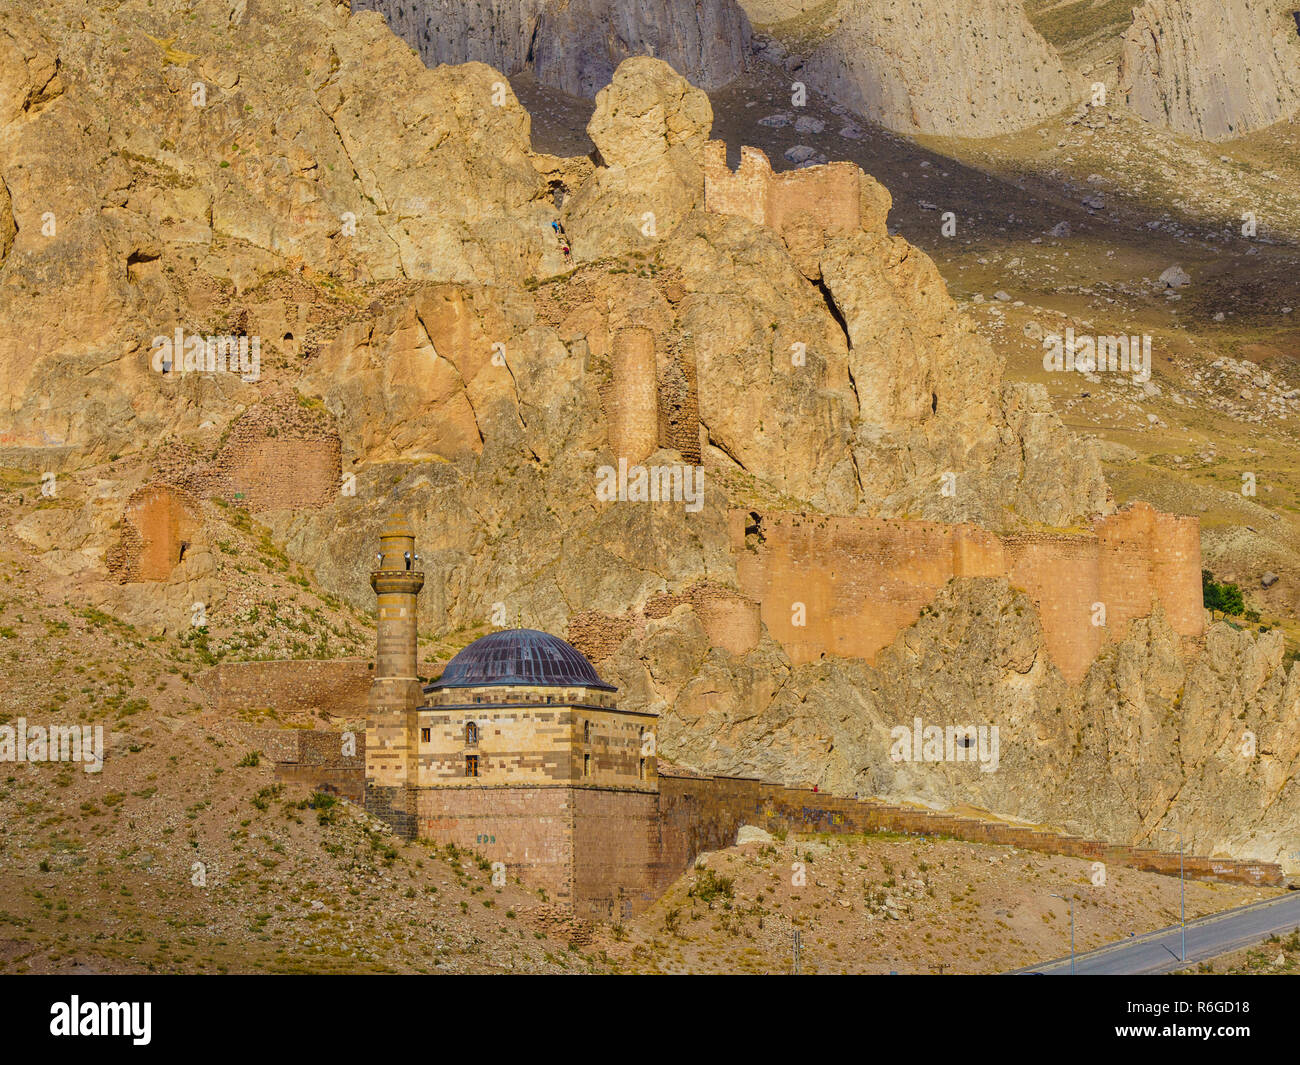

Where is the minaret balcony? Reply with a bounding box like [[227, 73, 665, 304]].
[[370, 569, 425, 594]]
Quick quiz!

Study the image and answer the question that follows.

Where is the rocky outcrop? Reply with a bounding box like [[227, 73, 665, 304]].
[[351, 0, 545, 75], [354, 0, 750, 97], [8, 1, 1287, 872], [562, 58, 713, 260], [0, 1, 558, 462], [620, 577, 1300, 868], [1119, 0, 1300, 141], [790, 0, 1080, 138]]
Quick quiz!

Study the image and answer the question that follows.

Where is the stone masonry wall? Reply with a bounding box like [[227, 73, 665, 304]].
[[166, 393, 342, 512], [733, 502, 1203, 682], [658, 339, 701, 464], [703, 142, 861, 247], [106, 483, 202, 583], [567, 582, 762, 663], [198, 658, 375, 718], [272, 728, 367, 802], [656, 770, 1283, 889], [571, 788, 665, 920], [608, 327, 659, 463], [416, 786, 577, 907], [278, 758, 1281, 918]]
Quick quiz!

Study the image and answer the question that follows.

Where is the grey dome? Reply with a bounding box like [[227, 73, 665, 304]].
[[428, 629, 615, 692]]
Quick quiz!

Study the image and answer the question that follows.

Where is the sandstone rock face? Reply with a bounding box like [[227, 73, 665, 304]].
[[532, 0, 751, 96], [1120, 0, 1300, 141], [351, 0, 545, 74], [355, 0, 750, 97], [0, 0, 559, 462], [585, 57, 715, 168], [562, 58, 713, 259], [5, 2, 1288, 871], [794, 0, 1080, 138]]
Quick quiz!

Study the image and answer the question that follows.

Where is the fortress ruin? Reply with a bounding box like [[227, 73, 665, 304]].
[[702, 141, 861, 245], [151, 394, 343, 514], [323, 513, 1260, 921], [106, 483, 202, 583], [604, 326, 701, 464], [733, 503, 1203, 683]]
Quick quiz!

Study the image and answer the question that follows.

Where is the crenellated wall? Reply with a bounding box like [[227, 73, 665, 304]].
[[732, 502, 1203, 682], [702, 142, 861, 245]]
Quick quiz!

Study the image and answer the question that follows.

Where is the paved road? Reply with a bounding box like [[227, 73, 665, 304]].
[[1008, 891, 1300, 974]]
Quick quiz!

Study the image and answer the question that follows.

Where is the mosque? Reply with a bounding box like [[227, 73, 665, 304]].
[[362, 513, 666, 916]]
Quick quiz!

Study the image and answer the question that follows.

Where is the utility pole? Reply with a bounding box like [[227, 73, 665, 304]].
[[792, 929, 801, 975], [1156, 826, 1186, 963], [1049, 893, 1076, 974]]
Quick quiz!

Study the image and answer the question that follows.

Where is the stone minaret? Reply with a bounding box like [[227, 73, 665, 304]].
[[366, 513, 424, 810]]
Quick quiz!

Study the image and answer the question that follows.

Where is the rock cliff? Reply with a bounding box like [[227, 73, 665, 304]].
[[755, 0, 1081, 138], [1119, 0, 1300, 141], [2, 0, 1295, 869], [354, 0, 752, 96]]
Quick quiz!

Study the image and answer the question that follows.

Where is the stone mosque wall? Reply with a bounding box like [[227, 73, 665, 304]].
[[733, 502, 1203, 682]]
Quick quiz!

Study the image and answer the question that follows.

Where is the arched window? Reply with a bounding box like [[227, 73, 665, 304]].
[[466, 721, 478, 745], [583, 720, 591, 743]]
